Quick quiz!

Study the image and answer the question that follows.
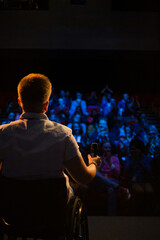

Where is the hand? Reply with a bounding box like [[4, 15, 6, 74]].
[[88, 154, 101, 168]]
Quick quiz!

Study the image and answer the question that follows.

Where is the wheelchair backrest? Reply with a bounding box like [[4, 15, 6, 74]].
[[0, 176, 68, 237]]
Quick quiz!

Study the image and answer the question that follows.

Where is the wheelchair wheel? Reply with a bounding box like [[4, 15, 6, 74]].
[[67, 197, 89, 240]]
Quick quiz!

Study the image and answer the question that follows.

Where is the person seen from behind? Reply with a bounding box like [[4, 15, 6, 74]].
[[0, 73, 101, 202]]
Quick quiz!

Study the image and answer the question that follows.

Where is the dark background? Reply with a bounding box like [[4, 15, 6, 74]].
[[0, 0, 160, 95], [0, 49, 159, 95]]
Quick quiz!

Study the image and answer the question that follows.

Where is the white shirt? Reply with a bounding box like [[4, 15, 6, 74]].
[[0, 112, 81, 179]]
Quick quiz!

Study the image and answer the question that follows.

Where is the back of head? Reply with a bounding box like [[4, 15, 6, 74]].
[[17, 73, 52, 113]]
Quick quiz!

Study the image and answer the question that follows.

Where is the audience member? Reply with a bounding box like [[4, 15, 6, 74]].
[[133, 113, 149, 145], [67, 113, 86, 135], [146, 124, 160, 160], [91, 140, 120, 215], [48, 111, 60, 123], [87, 107, 100, 125], [65, 91, 72, 108], [69, 92, 89, 118], [99, 140, 120, 181], [91, 117, 110, 144], [117, 93, 135, 117], [117, 125, 136, 161], [1, 111, 16, 125], [72, 122, 85, 145], [85, 124, 97, 149], [59, 90, 71, 107], [101, 93, 116, 118], [124, 138, 154, 215], [54, 98, 69, 124], [87, 91, 99, 106], [71, 122, 87, 157]]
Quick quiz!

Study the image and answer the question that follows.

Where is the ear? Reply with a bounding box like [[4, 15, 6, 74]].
[[44, 101, 49, 112], [18, 98, 22, 107]]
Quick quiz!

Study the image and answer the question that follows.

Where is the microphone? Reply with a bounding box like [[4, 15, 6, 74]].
[[90, 143, 98, 157]]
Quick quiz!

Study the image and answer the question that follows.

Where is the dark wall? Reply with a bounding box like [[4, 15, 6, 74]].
[[0, 0, 159, 50], [0, 49, 159, 94], [0, 1, 159, 94]]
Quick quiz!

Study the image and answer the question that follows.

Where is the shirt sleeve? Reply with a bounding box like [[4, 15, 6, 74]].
[[64, 133, 81, 162]]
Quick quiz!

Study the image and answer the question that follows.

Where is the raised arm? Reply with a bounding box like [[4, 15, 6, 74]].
[[63, 154, 101, 185]]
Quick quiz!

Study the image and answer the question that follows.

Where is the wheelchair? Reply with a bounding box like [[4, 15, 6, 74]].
[[0, 176, 89, 240]]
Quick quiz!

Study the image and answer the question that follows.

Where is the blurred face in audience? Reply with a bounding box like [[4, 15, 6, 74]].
[[125, 126, 132, 137], [72, 122, 81, 135], [98, 119, 108, 132], [76, 92, 82, 100], [87, 125, 96, 135], [73, 114, 81, 123], [58, 98, 64, 106], [102, 141, 112, 159], [148, 125, 157, 140], [123, 93, 129, 101], [8, 112, 16, 121]]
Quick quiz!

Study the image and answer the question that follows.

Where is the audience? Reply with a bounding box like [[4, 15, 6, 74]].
[[1, 86, 160, 216]]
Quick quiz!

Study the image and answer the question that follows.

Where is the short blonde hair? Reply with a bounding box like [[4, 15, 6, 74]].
[[17, 73, 52, 112]]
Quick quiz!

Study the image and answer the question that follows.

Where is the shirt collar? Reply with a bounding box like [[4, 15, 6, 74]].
[[20, 112, 48, 120]]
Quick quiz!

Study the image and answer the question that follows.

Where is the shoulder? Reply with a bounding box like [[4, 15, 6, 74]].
[[0, 120, 22, 131], [46, 120, 72, 136], [0, 120, 24, 140]]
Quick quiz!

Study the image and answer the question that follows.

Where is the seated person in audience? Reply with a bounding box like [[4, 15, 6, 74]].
[[91, 117, 116, 147], [101, 94, 116, 117], [107, 98, 119, 141], [6, 101, 20, 114], [146, 124, 160, 160], [85, 124, 97, 149], [65, 91, 72, 108], [59, 90, 71, 108], [67, 112, 86, 135], [48, 111, 61, 123], [117, 93, 134, 117], [146, 125, 160, 215], [117, 125, 136, 161], [69, 92, 89, 118], [99, 141, 120, 181], [1, 111, 16, 125], [133, 113, 149, 145], [91, 117, 110, 144], [124, 138, 154, 215], [0, 73, 101, 204], [72, 122, 87, 157], [91, 140, 121, 216], [101, 84, 113, 99], [87, 107, 100, 125], [87, 91, 99, 106], [54, 98, 69, 124]]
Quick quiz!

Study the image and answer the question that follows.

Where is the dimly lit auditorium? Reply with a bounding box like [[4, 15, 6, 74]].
[[0, 1, 160, 240]]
